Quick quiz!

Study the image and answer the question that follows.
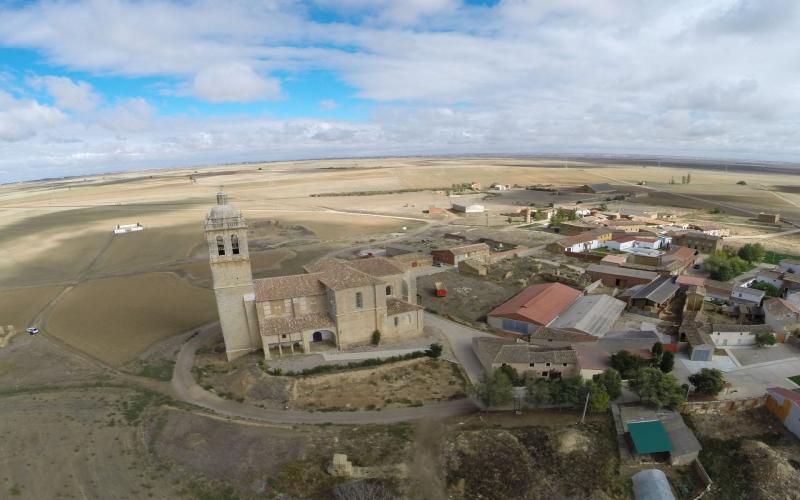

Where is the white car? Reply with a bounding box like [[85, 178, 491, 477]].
[[26, 327, 39, 335]]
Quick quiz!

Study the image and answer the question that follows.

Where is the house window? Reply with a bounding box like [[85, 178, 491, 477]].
[[546, 362, 551, 367], [231, 234, 240, 255], [563, 363, 567, 366], [355, 292, 363, 308], [394, 316, 399, 326], [216, 235, 225, 256], [541, 372, 548, 377], [386, 285, 392, 296], [529, 363, 535, 367]]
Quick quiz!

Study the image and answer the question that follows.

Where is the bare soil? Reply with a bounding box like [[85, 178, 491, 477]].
[[46, 272, 217, 365]]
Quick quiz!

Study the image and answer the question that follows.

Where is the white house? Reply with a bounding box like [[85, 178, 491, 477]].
[[113, 223, 144, 235], [606, 235, 662, 252], [709, 324, 773, 347], [731, 286, 766, 305], [452, 203, 485, 214]]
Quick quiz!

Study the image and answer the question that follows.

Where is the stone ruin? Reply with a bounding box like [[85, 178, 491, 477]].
[[327, 454, 408, 480]]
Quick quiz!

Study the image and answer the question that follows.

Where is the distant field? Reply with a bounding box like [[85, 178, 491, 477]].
[[46, 272, 216, 365], [0, 285, 65, 331]]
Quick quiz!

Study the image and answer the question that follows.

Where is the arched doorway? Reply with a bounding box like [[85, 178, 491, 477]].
[[313, 331, 322, 342], [312, 330, 335, 343]]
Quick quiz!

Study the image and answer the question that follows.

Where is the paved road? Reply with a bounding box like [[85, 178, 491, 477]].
[[170, 323, 478, 424], [424, 313, 492, 384], [722, 357, 800, 399]]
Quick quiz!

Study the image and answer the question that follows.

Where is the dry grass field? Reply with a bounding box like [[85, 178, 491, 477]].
[[291, 358, 467, 411], [46, 273, 216, 365], [0, 285, 64, 332]]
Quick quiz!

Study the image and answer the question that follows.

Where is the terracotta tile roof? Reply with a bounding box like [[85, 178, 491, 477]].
[[662, 245, 696, 265], [676, 275, 705, 287], [488, 282, 582, 326], [386, 298, 423, 315], [572, 344, 611, 370], [446, 243, 490, 256], [494, 344, 578, 365], [259, 312, 334, 337], [316, 261, 382, 290], [556, 228, 612, 247], [338, 257, 404, 277], [764, 298, 800, 317], [254, 273, 326, 301]]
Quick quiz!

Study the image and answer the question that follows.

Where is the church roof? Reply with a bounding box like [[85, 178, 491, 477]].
[[259, 312, 334, 337], [254, 273, 326, 301]]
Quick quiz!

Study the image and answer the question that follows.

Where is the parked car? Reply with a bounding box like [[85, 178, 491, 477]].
[[26, 327, 39, 335]]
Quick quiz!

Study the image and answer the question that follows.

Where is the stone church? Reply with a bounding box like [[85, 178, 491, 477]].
[[205, 193, 424, 361]]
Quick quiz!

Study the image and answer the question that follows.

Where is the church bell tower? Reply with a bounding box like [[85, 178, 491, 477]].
[[204, 192, 259, 360]]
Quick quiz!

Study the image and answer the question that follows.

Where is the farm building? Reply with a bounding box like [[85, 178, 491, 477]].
[[452, 203, 485, 213], [779, 259, 800, 274], [622, 276, 680, 313], [757, 212, 780, 224], [527, 326, 598, 347], [703, 279, 733, 302], [753, 269, 783, 288], [658, 246, 697, 275], [681, 312, 714, 361], [601, 254, 629, 266], [586, 264, 658, 288], [458, 258, 487, 277], [558, 221, 597, 236], [606, 235, 662, 252], [487, 282, 582, 334], [549, 294, 626, 337], [431, 243, 490, 266], [576, 183, 615, 194], [709, 323, 774, 347], [766, 387, 800, 440], [619, 406, 702, 466], [113, 223, 144, 234]]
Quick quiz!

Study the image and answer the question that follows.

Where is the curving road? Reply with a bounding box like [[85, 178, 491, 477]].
[[170, 322, 479, 424]]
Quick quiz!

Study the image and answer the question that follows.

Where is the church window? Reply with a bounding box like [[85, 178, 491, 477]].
[[355, 292, 363, 308], [216, 235, 225, 256], [231, 234, 240, 255], [386, 285, 392, 296]]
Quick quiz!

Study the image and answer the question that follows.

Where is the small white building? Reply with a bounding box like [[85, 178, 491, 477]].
[[452, 203, 485, 214], [779, 259, 800, 274], [710, 324, 773, 347], [113, 223, 144, 234], [606, 235, 662, 252], [731, 286, 766, 305]]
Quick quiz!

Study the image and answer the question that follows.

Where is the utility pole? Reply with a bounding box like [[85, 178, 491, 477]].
[[580, 391, 590, 424]]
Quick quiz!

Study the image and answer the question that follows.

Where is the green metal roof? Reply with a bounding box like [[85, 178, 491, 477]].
[[628, 420, 673, 454]]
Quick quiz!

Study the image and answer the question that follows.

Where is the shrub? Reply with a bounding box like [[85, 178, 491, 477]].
[[755, 331, 776, 347], [630, 368, 685, 409], [737, 243, 765, 263], [594, 368, 622, 400], [425, 342, 443, 358], [610, 350, 647, 379], [689, 368, 726, 396], [737, 180, 747, 185], [472, 369, 514, 407], [371, 329, 381, 346], [659, 351, 675, 373], [752, 281, 780, 297]]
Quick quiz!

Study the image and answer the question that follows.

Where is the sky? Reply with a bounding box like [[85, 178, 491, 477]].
[[1, 0, 799, 182]]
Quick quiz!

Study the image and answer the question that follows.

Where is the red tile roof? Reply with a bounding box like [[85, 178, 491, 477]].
[[489, 283, 582, 326], [676, 275, 705, 287], [601, 254, 629, 265]]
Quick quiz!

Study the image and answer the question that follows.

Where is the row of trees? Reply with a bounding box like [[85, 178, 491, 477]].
[[473, 368, 623, 413], [548, 209, 578, 228]]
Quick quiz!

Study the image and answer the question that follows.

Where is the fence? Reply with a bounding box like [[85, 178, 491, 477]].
[[683, 395, 766, 414]]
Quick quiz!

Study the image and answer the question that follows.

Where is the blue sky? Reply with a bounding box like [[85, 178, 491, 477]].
[[1, 0, 799, 182]]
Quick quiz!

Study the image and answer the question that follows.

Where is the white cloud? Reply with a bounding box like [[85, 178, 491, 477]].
[[30, 75, 101, 112], [192, 62, 281, 103], [0, 91, 67, 142]]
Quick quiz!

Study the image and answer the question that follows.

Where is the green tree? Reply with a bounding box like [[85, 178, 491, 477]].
[[498, 364, 523, 386], [752, 281, 780, 297], [755, 332, 776, 347], [737, 243, 765, 263], [581, 381, 611, 413], [553, 376, 584, 408], [630, 368, 685, 409], [525, 378, 553, 407], [610, 350, 647, 379], [371, 330, 381, 346], [688, 368, 726, 396], [659, 350, 675, 373], [593, 368, 622, 400], [705, 251, 753, 281], [473, 369, 514, 407]]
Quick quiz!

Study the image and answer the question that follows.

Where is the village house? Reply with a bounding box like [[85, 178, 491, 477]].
[[472, 337, 585, 380], [586, 264, 659, 288], [606, 234, 662, 252], [780, 259, 800, 274], [670, 231, 723, 253], [431, 243, 490, 266], [764, 298, 800, 339], [547, 228, 613, 253], [458, 258, 488, 277], [731, 286, 766, 306], [618, 406, 702, 467], [709, 323, 774, 347], [527, 326, 599, 347], [558, 220, 598, 236], [204, 193, 424, 361], [452, 202, 485, 214]]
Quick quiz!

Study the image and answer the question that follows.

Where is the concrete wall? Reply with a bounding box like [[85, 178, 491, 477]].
[[710, 330, 757, 347], [766, 393, 800, 440]]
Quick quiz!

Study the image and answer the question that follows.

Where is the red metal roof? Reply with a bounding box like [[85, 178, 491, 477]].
[[768, 387, 800, 404], [488, 282, 582, 326]]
